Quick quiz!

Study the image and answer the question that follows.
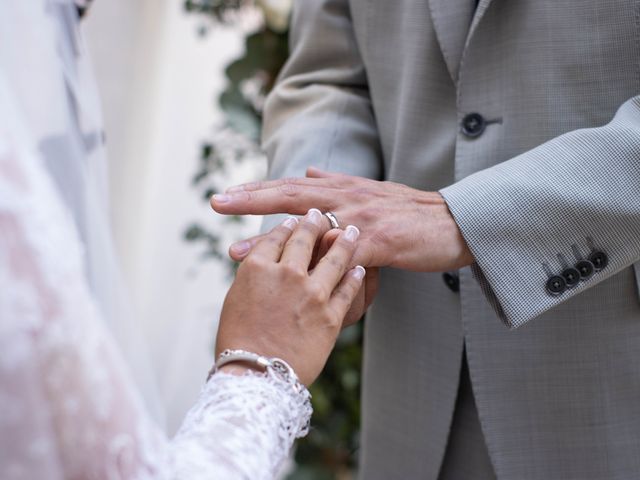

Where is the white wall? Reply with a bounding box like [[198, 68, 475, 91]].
[[83, 0, 265, 433]]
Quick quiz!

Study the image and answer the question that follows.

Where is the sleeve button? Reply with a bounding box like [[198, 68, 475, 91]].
[[442, 272, 460, 292], [546, 275, 567, 296], [575, 259, 595, 279], [588, 251, 608, 271], [561, 267, 581, 288]]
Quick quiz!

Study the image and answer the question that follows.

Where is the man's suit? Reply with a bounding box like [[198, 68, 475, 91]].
[[261, 0, 640, 478]]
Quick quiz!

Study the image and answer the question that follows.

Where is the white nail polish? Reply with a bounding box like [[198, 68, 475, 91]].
[[345, 225, 360, 242], [306, 208, 322, 226], [353, 265, 366, 280], [282, 216, 299, 230]]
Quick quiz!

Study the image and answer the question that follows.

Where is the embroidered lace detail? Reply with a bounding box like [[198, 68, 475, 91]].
[[0, 92, 311, 479], [171, 372, 312, 479]]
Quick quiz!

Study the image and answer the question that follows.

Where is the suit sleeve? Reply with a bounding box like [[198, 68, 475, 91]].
[[260, 0, 383, 231], [440, 95, 640, 329]]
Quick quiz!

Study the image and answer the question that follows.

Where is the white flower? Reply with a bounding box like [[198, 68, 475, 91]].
[[256, 0, 293, 33]]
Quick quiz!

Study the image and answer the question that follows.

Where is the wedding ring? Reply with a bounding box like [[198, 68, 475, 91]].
[[323, 211, 340, 229]]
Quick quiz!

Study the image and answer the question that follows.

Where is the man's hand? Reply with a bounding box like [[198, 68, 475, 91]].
[[211, 167, 473, 273]]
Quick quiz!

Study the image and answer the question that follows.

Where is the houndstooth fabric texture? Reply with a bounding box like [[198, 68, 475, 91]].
[[441, 96, 640, 329], [262, 0, 640, 478]]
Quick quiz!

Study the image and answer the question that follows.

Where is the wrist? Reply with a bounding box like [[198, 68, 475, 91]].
[[437, 193, 474, 269], [217, 361, 264, 376]]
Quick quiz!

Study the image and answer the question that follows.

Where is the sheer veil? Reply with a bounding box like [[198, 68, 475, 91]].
[[0, 0, 165, 426]]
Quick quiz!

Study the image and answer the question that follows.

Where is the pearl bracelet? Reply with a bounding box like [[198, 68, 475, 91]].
[[208, 349, 307, 396]]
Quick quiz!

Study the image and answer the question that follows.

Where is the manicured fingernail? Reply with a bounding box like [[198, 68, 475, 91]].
[[282, 216, 299, 230], [213, 194, 231, 204], [306, 208, 322, 226], [225, 185, 243, 193], [344, 225, 360, 242], [353, 265, 366, 280], [231, 241, 250, 256]]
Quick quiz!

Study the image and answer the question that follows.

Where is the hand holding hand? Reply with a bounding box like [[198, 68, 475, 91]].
[[215, 209, 368, 386], [211, 168, 473, 272]]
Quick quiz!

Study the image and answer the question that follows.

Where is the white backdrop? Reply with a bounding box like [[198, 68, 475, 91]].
[[83, 0, 265, 433]]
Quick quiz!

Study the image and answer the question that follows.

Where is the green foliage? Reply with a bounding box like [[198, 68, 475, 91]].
[[184, 0, 251, 22], [289, 324, 363, 479], [183, 3, 363, 477]]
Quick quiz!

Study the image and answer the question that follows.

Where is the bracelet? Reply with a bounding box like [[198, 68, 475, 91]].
[[208, 349, 307, 396]]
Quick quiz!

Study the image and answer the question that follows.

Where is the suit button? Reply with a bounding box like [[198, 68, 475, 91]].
[[546, 275, 567, 296], [589, 251, 608, 271], [461, 113, 486, 138], [575, 259, 595, 279], [561, 267, 581, 288], [443, 272, 460, 292]]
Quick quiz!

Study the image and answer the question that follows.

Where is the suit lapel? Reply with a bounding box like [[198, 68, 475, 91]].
[[463, 0, 495, 56], [428, 0, 495, 83]]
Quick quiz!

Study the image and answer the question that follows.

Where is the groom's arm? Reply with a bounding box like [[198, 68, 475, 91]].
[[261, 0, 383, 231], [440, 94, 640, 329]]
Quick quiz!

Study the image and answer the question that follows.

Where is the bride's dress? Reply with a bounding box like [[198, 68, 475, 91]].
[[0, 1, 311, 479], [0, 113, 311, 478]]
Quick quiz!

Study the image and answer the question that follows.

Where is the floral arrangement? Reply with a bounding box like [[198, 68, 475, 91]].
[[183, 2, 363, 478]]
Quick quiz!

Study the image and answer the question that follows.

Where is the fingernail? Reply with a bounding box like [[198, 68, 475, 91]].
[[344, 225, 360, 242], [353, 265, 366, 280], [231, 241, 250, 256], [213, 194, 231, 204], [282, 216, 299, 230], [306, 208, 322, 226], [225, 185, 243, 193]]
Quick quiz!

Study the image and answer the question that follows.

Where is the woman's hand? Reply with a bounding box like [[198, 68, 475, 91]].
[[215, 209, 368, 386], [211, 168, 473, 272]]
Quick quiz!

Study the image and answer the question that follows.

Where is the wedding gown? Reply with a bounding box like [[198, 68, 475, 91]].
[[0, 1, 312, 479], [0, 110, 311, 477]]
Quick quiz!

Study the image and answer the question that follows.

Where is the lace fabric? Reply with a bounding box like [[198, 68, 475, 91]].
[[0, 82, 311, 479]]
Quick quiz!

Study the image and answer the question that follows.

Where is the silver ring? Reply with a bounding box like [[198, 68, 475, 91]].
[[323, 211, 340, 229]]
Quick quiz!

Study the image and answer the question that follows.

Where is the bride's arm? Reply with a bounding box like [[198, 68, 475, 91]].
[[0, 92, 369, 479], [0, 109, 174, 478]]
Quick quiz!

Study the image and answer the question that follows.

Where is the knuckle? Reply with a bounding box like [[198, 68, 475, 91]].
[[278, 182, 298, 197], [339, 174, 359, 187], [342, 279, 358, 297], [243, 255, 267, 270], [291, 237, 309, 249], [239, 190, 253, 203], [307, 283, 329, 304], [298, 220, 319, 234], [281, 261, 307, 279], [326, 312, 342, 329], [264, 235, 285, 249], [334, 289, 353, 306], [360, 206, 384, 222], [320, 254, 345, 272], [351, 186, 373, 197]]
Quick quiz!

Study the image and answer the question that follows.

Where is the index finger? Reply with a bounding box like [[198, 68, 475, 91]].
[[247, 216, 299, 262], [225, 176, 336, 193], [210, 185, 336, 216]]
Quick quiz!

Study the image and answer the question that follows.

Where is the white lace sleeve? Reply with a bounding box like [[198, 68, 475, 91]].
[[171, 372, 311, 479], [0, 85, 311, 480]]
